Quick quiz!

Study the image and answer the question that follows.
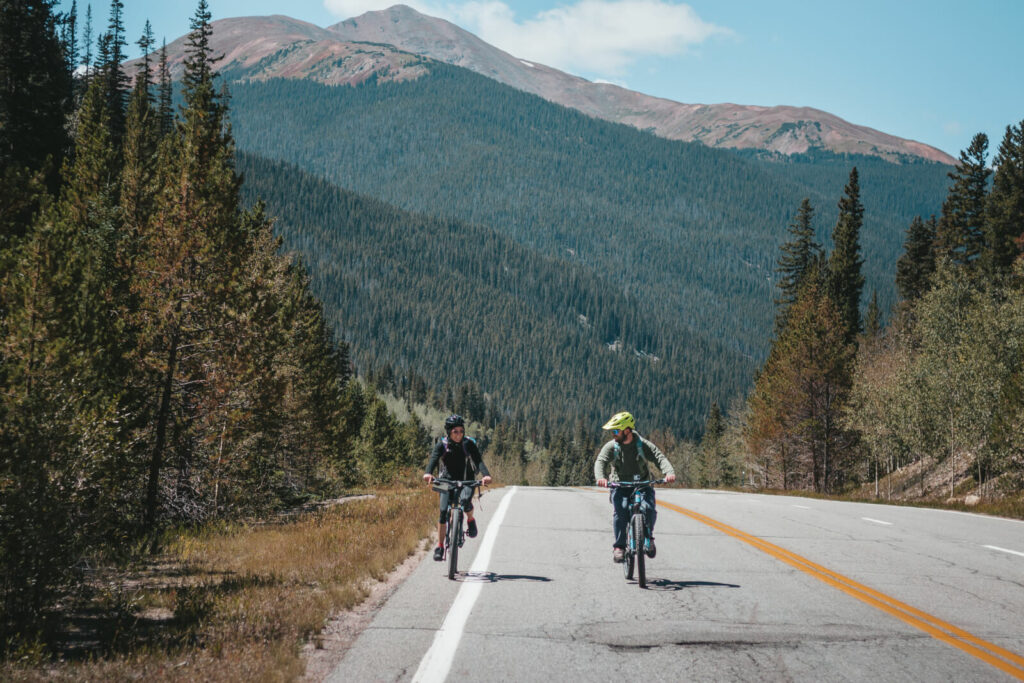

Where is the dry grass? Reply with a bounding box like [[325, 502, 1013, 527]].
[[2, 487, 436, 682]]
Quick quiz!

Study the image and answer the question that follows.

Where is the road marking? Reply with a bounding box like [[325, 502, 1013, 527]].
[[657, 499, 1024, 680], [985, 545, 1024, 558], [412, 487, 517, 683], [792, 505, 811, 509], [862, 517, 893, 526]]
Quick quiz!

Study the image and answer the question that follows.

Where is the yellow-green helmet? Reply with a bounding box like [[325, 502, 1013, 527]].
[[602, 411, 635, 431]]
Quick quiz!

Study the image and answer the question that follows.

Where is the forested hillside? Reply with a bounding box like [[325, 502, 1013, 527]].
[[237, 153, 734, 438], [728, 126, 1024, 502], [0, 1, 428, 647], [226, 65, 951, 434]]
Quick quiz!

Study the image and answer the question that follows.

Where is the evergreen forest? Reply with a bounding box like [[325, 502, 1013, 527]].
[[733, 131, 1024, 502], [225, 67, 953, 437], [0, 0, 429, 645]]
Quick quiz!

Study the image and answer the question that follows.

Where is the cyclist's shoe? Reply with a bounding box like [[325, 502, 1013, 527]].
[[433, 545, 444, 561], [645, 536, 656, 558], [466, 519, 478, 538], [612, 547, 625, 563]]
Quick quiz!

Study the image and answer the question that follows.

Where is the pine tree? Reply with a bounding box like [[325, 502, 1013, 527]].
[[135, 0, 242, 532], [0, 0, 73, 255], [1, 72, 132, 638], [0, 0, 72, 180], [60, 0, 79, 74], [157, 39, 174, 137], [983, 121, 1024, 275], [748, 282, 855, 493], [82, 3, 92, 73], [935, 133, 990, 270], [775, 197, 821, 330], [121, 21, 158, 237], [95, 0, 129, 147], [826, 167, 866, 342], [895, 215, 937, 303]]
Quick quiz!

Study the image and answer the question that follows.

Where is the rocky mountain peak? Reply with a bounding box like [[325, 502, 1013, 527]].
[[134, 7, 955, 165]]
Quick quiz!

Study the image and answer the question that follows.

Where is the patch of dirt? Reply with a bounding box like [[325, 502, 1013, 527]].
[[300, 535, 434, 681]]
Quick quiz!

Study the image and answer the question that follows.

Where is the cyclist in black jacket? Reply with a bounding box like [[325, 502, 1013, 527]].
[[423, 415, 492, 561]]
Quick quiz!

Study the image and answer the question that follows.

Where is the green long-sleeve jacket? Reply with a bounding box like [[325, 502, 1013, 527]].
[[594, 433, 675, 483]]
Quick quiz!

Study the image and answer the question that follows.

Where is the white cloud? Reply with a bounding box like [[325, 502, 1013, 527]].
[[943, 121, 963, 136], [323, 0, 730, 76]]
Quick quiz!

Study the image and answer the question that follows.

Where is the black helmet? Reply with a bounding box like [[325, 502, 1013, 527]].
[[444, 414, 465, 434]]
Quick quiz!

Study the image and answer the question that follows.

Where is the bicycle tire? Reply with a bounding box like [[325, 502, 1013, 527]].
[[633, 513, 646, 588], [623, 522, 635, 581], [448, 508, 462, 580]]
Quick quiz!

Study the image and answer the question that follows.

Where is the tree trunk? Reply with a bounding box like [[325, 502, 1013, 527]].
[[144, 324, 179, 543]]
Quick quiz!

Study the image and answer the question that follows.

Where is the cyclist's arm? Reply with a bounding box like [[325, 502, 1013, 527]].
[[594, 441, 615, 484], [643, 438, 675, 479], [423, 441, 444, 482]]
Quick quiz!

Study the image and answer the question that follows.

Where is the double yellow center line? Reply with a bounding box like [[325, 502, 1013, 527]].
[[657, 499, 1024, 680]]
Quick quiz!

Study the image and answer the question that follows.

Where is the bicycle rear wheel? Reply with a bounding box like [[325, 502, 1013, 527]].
[[633, 513, 646, 588], [447, 508, 462, 580]]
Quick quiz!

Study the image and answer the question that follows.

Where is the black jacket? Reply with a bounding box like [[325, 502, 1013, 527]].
[[425, 437, 490, 481]]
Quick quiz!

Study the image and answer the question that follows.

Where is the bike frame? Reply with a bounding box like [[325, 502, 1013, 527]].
[[433, 478, 482, 580], [607, 479, 665, 588]]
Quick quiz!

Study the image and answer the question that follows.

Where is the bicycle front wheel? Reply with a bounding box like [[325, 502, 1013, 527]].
[[448, 508, 462, 580], [623, 524, 635, 581], [633, 513, 646, 588]]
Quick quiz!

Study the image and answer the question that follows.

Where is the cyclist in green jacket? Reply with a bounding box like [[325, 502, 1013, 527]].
[[595, 411, 676, 563]]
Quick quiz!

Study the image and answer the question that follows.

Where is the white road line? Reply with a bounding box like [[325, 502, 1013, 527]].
[[412, 486, 517, 683], [862, 517, 893, 526], [792, 505, 811, 509], [984, 544, 1024, 558]]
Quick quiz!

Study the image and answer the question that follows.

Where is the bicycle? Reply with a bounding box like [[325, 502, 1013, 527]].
[[431, 478, 484, 580], [607, 478, 665, 588]]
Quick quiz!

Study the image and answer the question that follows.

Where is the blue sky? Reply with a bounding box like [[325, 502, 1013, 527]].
[[64, 0, 1022, 159]]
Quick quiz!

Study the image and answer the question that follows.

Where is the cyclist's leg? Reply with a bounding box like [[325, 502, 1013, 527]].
[[611, 488, 629, 547], [642, 488, 657, 534], [434, 491, 450, 560], [459, 485, 475, 517], [438, 490, 450, 539]]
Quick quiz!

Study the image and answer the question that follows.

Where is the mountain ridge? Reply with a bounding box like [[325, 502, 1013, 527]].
[[135, 5, 955, 164]]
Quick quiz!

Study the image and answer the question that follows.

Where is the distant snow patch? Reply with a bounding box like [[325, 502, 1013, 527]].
[[520, 60, 534, 68]]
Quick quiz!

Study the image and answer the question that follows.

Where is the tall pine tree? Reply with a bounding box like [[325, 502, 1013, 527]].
[[895, 215, 937, 303], [983, 121, 1024, 275], [935, 133, 990, 270], [774, 197, 821, 330], [826, 167, 865, 342]]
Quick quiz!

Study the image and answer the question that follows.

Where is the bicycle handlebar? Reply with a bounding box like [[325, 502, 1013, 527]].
[[604, 479, 666, 488], [434, 478, 484, 487]]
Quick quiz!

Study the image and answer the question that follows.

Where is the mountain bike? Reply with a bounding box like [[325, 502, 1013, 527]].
[[607, 478, 665, 588], [431, 478, 483, 580]]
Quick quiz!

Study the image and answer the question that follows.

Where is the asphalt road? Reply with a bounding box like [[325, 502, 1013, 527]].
[[326, 486, 1024, 682]]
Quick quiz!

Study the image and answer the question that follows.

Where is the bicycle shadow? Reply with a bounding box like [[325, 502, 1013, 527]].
[[456, 572, 552, 583], [641, 578, 740, 591]]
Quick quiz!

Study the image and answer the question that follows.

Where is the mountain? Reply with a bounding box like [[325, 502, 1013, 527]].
[[148, 14, 429, 87], [327, 5, 955, 164], [142, 6, 955, 164], [138, 8, 954, 436], [222, 67, 952, 436]]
